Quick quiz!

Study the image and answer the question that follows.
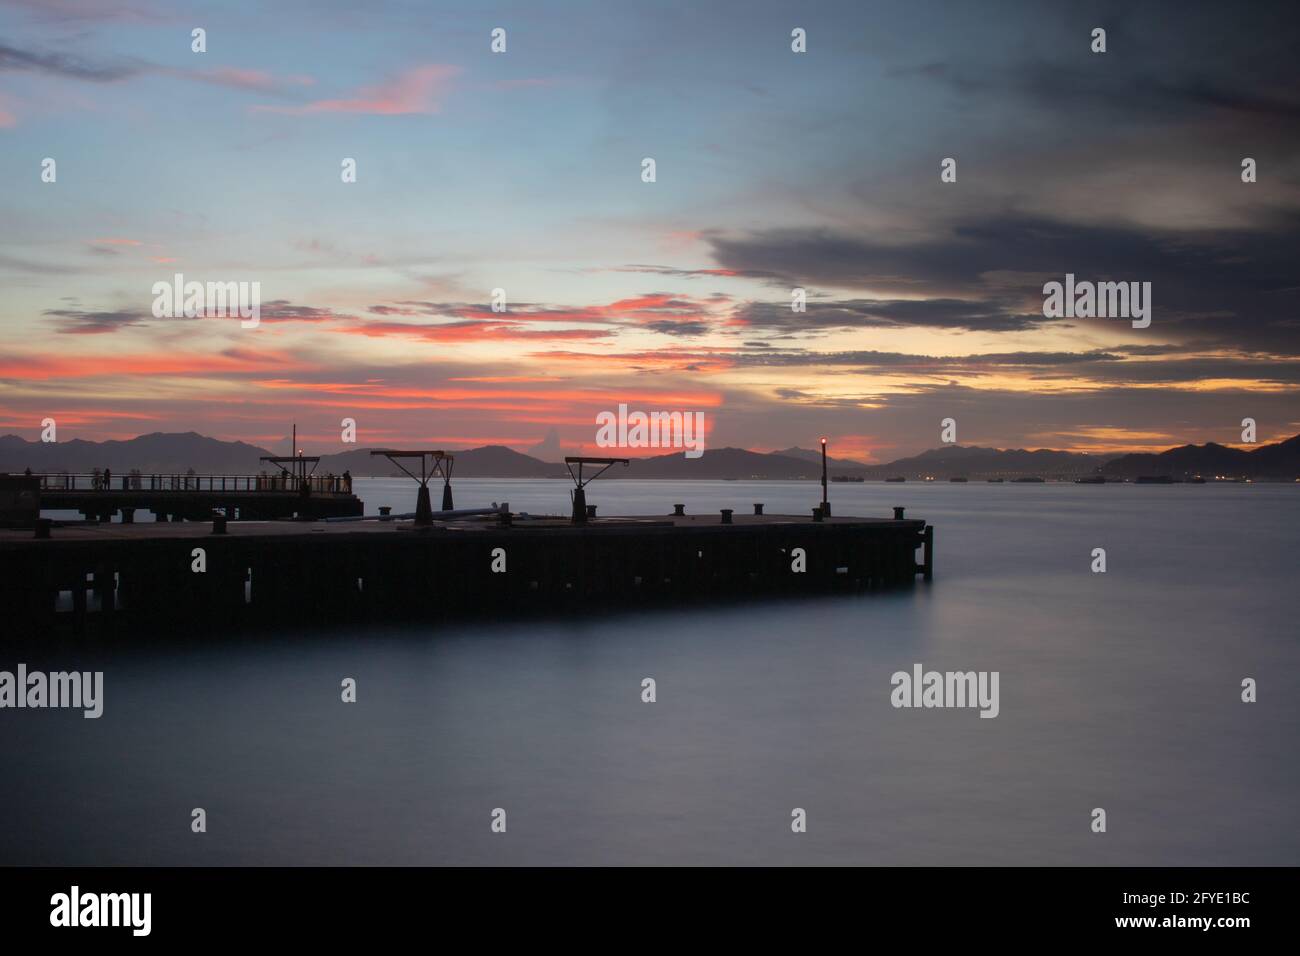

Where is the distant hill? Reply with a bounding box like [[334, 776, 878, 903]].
[[616, 447, 821, 480], [772, 446, 869, 469], [316, 445, 559, 478], [0, 431, 270, 474], [2, 431, 1296, 480], [0, 433, 560, 478], [861, 445, 1105, 479], [1102, 435, 1300, 479]]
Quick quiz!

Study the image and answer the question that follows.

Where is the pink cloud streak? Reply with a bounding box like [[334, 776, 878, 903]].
[[255, 65, 460, 116]]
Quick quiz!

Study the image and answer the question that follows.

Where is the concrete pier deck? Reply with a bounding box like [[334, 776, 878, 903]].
[[0, 511, 933, 635]]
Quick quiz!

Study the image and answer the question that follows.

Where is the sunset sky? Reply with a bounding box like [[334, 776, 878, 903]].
[[2, 0, 1298, 462]]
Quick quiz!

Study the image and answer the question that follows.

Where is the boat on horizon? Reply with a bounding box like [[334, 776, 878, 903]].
[[1075, 475, 1106, 484]]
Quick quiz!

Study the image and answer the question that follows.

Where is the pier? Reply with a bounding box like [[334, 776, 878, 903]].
[[18, 470, 364, 522], [0, 509, 933, 636]]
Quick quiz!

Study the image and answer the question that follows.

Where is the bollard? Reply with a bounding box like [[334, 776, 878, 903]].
[[586, 504, 597, 519], [893, 506, 905, 520], [812, 507, 824, 522], [721, 509, 733, 524], [753, 503, 764, 515], [378, 506, 392, 519], [673, 503, 685, 516], [212, 512, 227, 534], [34, 518, 52, 539]]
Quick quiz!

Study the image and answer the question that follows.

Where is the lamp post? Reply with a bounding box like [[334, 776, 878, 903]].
[[820, 436, 830, 517]]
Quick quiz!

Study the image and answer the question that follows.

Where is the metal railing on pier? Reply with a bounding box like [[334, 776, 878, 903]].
[[32, 473, 355, 495]]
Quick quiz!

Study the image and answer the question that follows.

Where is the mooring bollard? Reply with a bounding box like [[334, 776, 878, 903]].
[[212, 512, 227, 534], [893, 506, 905, 520], [378, 506, 392, 519], [753, 503, 764, 515], [721, 509, 733, 524], [586, 504, 597, 519], [34, 518, 52, 539], [812, 507, 824, 522], [673, 503, 685, 516]]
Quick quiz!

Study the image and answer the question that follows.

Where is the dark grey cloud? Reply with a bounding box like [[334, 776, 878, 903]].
[[611, 264, 780, 281], [0, 40, 304, 94], [711, 213, 1300, 353], [729, 348, 1124, 373], [0, 41, 138, 81], [45, 308, 149, 334], [737, 298, 1048, 334], [904, 1, 1300, 132], [258, 301, 341, 322], [673, 346, 1300, 387], [642, 320, 711, 337]]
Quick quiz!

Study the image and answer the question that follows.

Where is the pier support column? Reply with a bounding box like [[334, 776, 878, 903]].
[[415, 486, 433, 525]]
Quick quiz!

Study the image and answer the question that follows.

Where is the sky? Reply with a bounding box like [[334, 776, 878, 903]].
[[1, 0, 1298, 462]]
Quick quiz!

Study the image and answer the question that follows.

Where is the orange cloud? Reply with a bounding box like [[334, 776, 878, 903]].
[[335, 320, 613, 342], [250, 380, 722, 408], [537, 347, 737, 373], [0, 349, 308, 380]]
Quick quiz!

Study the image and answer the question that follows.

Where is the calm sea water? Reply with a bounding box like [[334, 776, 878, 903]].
[[4, 479, 1298, 865]]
